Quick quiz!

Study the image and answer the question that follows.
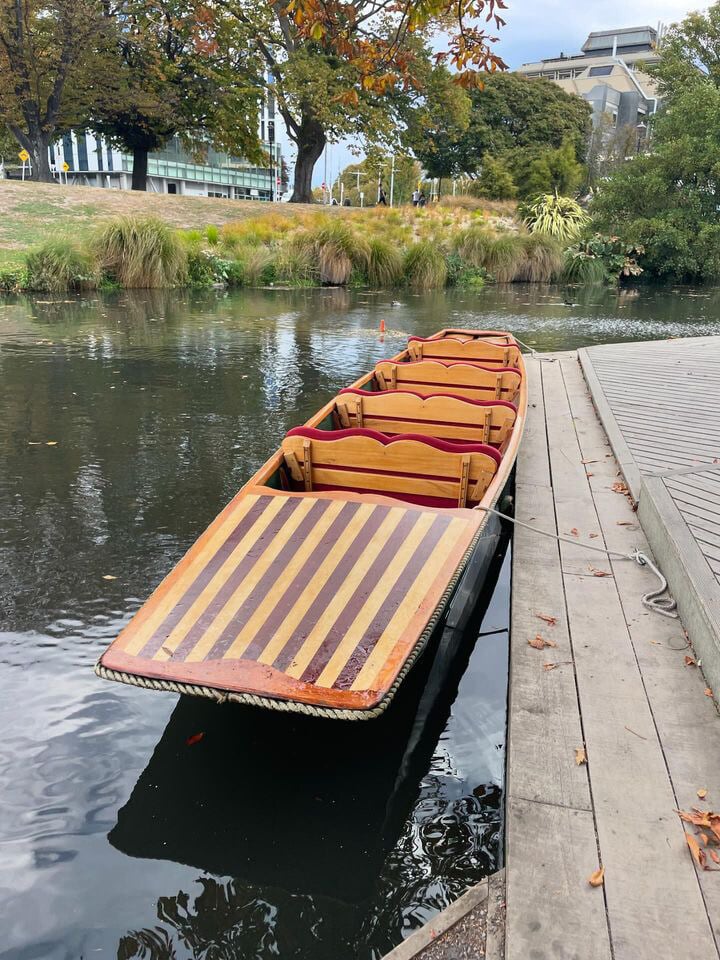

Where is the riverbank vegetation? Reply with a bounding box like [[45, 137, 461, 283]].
[[0, 194, 641, 294]]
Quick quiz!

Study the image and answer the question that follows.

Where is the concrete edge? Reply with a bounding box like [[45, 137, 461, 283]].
[[578, 348, 642, 502], [379, 873, 502, 960], [638, 475, 720, 697]]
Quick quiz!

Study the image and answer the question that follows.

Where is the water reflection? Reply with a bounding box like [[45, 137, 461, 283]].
[[2, 283, 717, 959]]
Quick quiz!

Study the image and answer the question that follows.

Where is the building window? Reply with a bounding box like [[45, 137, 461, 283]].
[[588, 65, 614, 77], [76, 133, 89, 170], [62, 134, 74, 170], [95, 137, 104, 171]]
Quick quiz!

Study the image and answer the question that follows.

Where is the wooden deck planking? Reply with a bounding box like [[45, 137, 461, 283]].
[[580, 335, 720, 703], [507, 350, 720, 960]]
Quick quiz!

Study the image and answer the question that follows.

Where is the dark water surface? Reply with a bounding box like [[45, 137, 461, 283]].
[[1, 284, 719, 960]]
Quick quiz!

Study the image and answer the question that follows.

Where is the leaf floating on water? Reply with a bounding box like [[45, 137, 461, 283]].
[[537, 613, 557, 626], [45, 441, 58, 446], [27, 441, 42, 445], [102, 574, 117, 581], [528, 634, 557, 650], [186, 732, 204, 747], [684, 655, 697, 667], [686, 834, 707, 870], [575, 747, 587, 765], [588, 867, 605, 887]]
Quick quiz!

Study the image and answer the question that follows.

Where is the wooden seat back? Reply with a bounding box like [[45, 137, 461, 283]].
[[335, 389, 517, 446], [407, 336, 521, 369], [374, 360, 521, 403], [281, 428, 500, 509]]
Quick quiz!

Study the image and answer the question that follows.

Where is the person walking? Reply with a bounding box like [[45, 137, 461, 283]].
[[412, 188, 419, 207]]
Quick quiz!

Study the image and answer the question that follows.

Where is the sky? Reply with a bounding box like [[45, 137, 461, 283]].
[[299, 0, 703, 188]]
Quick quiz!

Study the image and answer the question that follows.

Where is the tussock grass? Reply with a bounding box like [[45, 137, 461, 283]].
[[562, 251, 608, 285], [239, 245, 276, 286], [296, 218, 370, 285], [274, 240, 319, 285], [455, 227, 495, 268], [367, 238, 405, 288], [403, 241, 448, 289], [26, 239, 97, 291], [480, 234, 526, 282], [516, 234, 564, 282], [95, 217, 186, 288]]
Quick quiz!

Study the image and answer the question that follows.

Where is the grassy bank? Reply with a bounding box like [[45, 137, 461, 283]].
[[1, 186, 576, 293]]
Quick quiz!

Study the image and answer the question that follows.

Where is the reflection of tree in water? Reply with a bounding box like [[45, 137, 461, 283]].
[[119, 877, 353, 960], [117, 778, 500, 960]]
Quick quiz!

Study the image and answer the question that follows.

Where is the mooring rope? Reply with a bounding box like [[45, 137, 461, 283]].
[[474, 503, 678, 619]]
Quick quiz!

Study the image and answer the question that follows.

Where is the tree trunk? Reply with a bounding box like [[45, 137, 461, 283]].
[[132, 146, 148, 191], [9, 125, 53, 182], [290, 114, 326, 203]]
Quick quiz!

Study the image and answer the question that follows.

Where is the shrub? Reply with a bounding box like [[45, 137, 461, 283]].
[[0, 263, 29, 293], [26, 240, 97, 292], [521, 194, 589, 243], [186, 249, 239, 287], [366, 238, 404, 288], [563, 234, 644, 284], [482, 234, 526, 282], [516, 233, 564, 282], [274, 240, 319, 286], [403, 241, 448, 289], [95, 217, 186, 288], [445, 254, 487, 287], [296, 218, 370, 285], [205, 225, 220, 246]]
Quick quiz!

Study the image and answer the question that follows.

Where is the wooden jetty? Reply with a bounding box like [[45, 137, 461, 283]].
[[389, 339, 720, 960], [506, 348, 720, 960]]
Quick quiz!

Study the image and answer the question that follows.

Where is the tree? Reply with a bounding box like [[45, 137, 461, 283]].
[[413, 72, 591, 185], [92, 1, 263, 191], [474, 156, 516, 199], [649, 6, 720, 99], [215, 0, 508, 202], [402, 64, 471, 191], [509, 139, 584, 198], [0, 0, 115, 181]]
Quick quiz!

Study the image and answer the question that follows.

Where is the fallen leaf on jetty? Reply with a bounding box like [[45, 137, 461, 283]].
[[569, 528, 579, 537], [705, 688, 714, 698], [685, 655, 697, 667], [711, 851, 720, 865], [589, 566, 611, 577], [186, 732, 204, 747], [611, 481, 629, 494], [537, 614, 558, 626], [543, 661, 571, 671], [581, 459, 598, 465], [686, 834, 707, 869], [575, 747, 587, 765], [589, 532, 599, 538], [102, 574, 117, 580], [616, 520, 634, 526], [528, 634, 557, 650], [698, 789, 708, 800], [588, 867, 605, 887]]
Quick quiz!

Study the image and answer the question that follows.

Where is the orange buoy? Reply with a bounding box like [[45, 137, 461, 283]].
[[379, 319, 386, 333]]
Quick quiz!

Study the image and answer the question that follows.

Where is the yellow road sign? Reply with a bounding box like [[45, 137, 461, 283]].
[[18, 149, 29, 163], [62, 161, 69, 172]]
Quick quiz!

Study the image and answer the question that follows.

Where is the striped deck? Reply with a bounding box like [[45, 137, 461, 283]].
[[99, 489, 484, 712]]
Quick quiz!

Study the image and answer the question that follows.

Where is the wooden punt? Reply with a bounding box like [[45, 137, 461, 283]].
[[96, 328, 526, 719]]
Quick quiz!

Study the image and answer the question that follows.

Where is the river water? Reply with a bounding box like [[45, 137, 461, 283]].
[[1, 283, 719, 960]]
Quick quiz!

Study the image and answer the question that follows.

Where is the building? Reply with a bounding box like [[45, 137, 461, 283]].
[[46, 94, 287, 200], [518, 26, 661, 133]]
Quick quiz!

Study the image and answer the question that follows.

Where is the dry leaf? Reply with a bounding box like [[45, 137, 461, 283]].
[[587, 472, 594, 477], [684, 655, 697, 667], [700, 832, 711, 845], [581, 459, 598, 464], [611, 481, 629, 494], [589, 532, 599, 538], [705, 688, 714, 698], [186, 732, 204, 747], [543, 662, 559, 671], [676, 809, 712, 828], [686, 833, 707, 870], [537, 613, 558, 626], [588, 867, 605, 887], [102, 574, 117, 580], [569, 527, 579, 537], [528, 634, 557, 650], [698, 789, 708, 800], [27, 441, 42, 445], [45, 441, 58, 446], [711, 850, 720, 865], [616, 521, 634, 526], [589, 566, 611, 577], [575, 747, 587, 765]]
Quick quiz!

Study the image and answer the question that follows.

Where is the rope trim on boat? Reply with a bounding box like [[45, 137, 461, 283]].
[[474, 504, 678, 619], [94, 520, 498, 720]]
